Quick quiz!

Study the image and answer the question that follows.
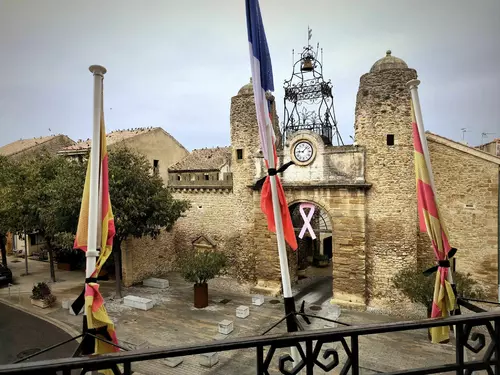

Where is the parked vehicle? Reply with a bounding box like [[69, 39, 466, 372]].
[[0, 264, 13, 285]]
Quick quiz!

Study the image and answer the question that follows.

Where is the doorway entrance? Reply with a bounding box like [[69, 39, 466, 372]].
[[289, 202, 333, 305]]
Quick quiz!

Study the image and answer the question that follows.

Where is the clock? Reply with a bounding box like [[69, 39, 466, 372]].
[[293, 141, 314, 164]]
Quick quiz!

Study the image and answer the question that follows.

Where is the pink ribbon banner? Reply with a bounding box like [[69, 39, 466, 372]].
[[298, 203, 316, 240]]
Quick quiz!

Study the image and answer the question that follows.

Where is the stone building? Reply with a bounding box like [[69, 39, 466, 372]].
[[477, 138, 500, 157], [123, 50, 500, 312], [58, 127, 188, 183], [0, 134, 74, 160]]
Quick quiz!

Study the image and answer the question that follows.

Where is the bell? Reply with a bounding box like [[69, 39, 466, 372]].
[[301, 58, 314, 72]]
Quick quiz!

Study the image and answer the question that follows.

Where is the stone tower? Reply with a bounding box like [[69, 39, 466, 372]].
[[354, 50, 419, 308]]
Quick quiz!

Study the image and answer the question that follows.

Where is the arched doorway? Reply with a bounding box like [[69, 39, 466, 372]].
[[289, 202, 333, 305]]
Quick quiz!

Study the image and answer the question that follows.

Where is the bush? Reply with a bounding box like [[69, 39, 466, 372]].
[[178, 250, 228, 285], [393, 267, 485, 310], [31, 282, 56, 305]]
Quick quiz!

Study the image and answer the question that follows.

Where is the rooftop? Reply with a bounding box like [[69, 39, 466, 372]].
[[0, 135, 69, 157], [169, 146, 231, 172], [59, 127, 159, 152]]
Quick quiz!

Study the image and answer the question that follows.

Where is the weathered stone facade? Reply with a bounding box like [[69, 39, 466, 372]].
[[123, 51, 500, 312], [354, 62, 419, 308]]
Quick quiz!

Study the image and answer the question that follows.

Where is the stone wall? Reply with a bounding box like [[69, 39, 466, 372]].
[[253, 186, 368, 307], [423, 137, 499, 297], [122, 188, 257, 287], [354, 68, 419, 309]]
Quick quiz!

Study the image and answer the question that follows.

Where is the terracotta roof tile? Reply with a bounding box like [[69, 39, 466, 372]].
[[60, 127, 157, 151], [169, 147, 231, 172], [0, 135, 61, 156]]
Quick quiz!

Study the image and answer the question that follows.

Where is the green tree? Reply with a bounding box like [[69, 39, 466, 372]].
[[0, 155, 15, 267], [4, 153, 85, 281], [107, 147, 190, 297]]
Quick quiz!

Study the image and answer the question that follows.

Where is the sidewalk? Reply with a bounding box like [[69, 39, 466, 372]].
[[0, 256, 457, 374]]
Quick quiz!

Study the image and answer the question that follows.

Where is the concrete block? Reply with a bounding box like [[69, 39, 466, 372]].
[[162, 357, 183, 368], [218, 319, 234, 335], [199, 352, 219, 367], [62, 298, 71, 309], [123, 295, 154, 311], [236, 305, 249, 318], [252, 295, 264, 306], [143, 278, 169, 289]]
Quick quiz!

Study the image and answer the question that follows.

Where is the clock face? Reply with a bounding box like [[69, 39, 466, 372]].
[[293, 141, 314, 163]]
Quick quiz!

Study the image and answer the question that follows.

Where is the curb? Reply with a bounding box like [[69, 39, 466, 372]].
[[0, 297, 81, 339]]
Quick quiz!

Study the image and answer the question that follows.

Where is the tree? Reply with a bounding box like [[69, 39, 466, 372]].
[[0, 156, 14, 267], [4, 152, 85, 281], [107, 146, 190, 297]]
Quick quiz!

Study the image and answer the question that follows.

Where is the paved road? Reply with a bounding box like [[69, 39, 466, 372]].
[[0, 301, 78, 365]]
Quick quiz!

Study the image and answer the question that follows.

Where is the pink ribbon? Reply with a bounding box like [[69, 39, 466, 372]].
[[298, 203, 316, 240]]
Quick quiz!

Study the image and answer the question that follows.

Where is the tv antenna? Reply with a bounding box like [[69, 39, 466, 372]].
[[460, 128, 470, 142], [481, 132, 496, 144]]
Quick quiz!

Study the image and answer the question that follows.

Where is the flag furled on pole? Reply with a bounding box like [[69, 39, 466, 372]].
[[74, 99, 118, 354], [245, 0, 297, 251], [411, 101, 455, 344]]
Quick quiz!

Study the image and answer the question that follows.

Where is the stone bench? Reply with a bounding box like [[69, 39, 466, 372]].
[[143, 278, 169, 289], [123, 295, 154, 311]]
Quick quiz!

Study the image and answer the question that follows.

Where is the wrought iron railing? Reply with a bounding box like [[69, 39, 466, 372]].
[[0, 309, 499, 375]]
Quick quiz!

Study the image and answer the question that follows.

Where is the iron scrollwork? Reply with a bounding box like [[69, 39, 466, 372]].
[[258, 337, 354, 375], [282, 42, 343, 146]]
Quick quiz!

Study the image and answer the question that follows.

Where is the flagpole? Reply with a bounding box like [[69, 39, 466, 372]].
[[263, 107, 296, 324], [408, 80, 462, 356], [86, 65, 106, 280]]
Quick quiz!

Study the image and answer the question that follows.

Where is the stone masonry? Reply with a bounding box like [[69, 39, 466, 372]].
[[122, 51, 500, 313]]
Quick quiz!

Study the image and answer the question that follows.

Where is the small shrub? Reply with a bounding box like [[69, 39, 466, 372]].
[[31, 282, 56, 305], [178, 250, 228, 285], [393, 267, 485, 311]]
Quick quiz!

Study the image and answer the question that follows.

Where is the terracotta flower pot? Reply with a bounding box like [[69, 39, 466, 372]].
[[194, 283, 208, 308]]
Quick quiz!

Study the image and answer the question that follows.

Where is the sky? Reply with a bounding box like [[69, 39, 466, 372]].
[[0, 0, 499, 151]]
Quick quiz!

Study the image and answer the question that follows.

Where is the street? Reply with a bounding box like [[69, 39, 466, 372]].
[[0, 301, 78, 365]]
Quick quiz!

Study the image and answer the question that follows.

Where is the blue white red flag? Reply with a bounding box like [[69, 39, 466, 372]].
[[245, 0, 297, 250]]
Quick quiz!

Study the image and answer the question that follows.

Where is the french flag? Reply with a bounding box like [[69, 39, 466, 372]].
[[245, 0, 298, 250]]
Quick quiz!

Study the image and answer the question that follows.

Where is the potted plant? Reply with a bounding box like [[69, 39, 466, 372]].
[[55, 248, 84, 271], [178, 250, 227, 308], [393, 268, 484, 341], [30, 282, 56, 308]]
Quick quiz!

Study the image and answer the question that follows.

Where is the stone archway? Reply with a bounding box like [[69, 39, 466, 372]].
[[253, 187, 367, 308]]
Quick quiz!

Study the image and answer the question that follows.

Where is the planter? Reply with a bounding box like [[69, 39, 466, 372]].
[[31, 298, 51, 309], [57, 262, 73, 271], [194, 283, 208, 308]]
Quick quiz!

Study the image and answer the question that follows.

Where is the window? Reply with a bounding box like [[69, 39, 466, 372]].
[[204, 174, 210, 181], [30, 234, 37, 246], [153, 160, 159, 175], [177, 175, 181, 181], [387, 134, 395, 146], [236, 149, 243, 160]]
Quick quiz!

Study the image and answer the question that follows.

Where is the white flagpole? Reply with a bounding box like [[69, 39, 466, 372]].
[[86, 65, 106, 281], [408, 78, 455, 285], [263, 106, 293, 302], [408, 80, 462, 360]]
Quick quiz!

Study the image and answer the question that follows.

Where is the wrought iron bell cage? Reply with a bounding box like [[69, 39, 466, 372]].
[[282, 42, 343, 146]]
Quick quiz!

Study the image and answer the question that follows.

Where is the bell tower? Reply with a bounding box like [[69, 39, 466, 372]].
[[282, 28, 343, 146]]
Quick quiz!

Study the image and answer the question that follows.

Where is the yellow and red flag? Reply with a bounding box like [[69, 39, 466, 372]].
[[411, 102, 455, 343], [74, 104, 118, 355]]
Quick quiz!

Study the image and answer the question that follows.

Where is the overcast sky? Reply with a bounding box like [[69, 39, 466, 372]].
[[1, 0, 499, 150]]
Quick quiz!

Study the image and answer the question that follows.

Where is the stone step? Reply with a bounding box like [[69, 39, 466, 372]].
[[143, 278, 169, 289], [123, 295, 154, 311]]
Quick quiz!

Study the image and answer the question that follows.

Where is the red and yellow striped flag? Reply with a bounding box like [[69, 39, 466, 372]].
[[412, 102, 455, 344], [74, 104, 118, 356]]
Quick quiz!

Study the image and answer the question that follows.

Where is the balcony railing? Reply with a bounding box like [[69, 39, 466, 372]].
[[0, 308, 499, 375]]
